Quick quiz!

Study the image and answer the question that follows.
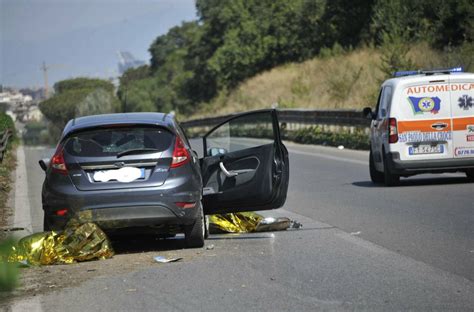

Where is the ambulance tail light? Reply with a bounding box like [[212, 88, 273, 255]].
[[388, 118, 398, 144]]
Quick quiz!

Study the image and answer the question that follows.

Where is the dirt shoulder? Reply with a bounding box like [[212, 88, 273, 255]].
[[0, 145, 17, 240], [0, 236, 209, 307]]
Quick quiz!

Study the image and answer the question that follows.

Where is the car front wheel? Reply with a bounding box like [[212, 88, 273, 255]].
[[184, 202, 205, 248]]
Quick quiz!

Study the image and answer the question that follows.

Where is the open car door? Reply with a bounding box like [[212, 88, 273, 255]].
[[200, 109, 289, 215]]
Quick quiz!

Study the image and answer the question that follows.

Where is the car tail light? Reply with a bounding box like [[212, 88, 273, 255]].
[[175, 202, 196, 209], [55, 209, 68, 216], [171, 136, 190, 168], [388, 118, 398, 143], [51, 145, 68, 175]]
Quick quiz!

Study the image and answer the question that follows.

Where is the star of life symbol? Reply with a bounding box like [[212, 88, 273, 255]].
[[458, 94, 473, 110], [419, 97, 435, 111]]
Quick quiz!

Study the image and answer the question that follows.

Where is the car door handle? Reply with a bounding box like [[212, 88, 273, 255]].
[[219, 162, 238, 177]]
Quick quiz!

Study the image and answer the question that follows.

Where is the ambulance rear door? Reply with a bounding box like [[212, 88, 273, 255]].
[[450, 75, 474, 159], [396, 78, 453, 161]]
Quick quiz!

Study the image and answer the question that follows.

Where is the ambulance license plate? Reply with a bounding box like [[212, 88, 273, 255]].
[[409, 144, 443, 155]]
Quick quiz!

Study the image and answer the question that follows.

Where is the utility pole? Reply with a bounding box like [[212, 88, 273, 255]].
[[41, 61, 49, 98]]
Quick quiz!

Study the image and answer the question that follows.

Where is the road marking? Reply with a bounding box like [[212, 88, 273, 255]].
[[10, 146, 44, 311], [288, 148, 367, 166], [12, 145, 33, 235]]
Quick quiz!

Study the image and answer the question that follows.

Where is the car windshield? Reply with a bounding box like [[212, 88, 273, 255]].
[[63, 127, 173, 158]]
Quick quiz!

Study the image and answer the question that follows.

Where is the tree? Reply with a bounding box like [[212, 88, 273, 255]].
[[39, 78, 120, 130]]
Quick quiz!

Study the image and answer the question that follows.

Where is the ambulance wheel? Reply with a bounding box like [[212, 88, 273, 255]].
[[466, 169, 474, 182], [383, 153, 400, 186], [369, 149, 384, 184]]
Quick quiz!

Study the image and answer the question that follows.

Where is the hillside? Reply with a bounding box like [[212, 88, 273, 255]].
[[192, 43, 471, 118]]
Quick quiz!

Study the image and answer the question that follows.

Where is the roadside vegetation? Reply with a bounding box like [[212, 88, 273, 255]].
[[0, 113, 18, 292], [0, 113, 16, 226], [39, 78, 120, 140], [194, 42, 473, 117], [38, 0, 473, 146], [289, 126, 370, 150], [115, 0, 472, 119]]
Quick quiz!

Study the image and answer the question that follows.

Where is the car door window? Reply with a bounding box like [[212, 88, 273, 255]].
[[205, 112, 275, 156], [200, 110, 289, 215], [377, 86, 392, 119]]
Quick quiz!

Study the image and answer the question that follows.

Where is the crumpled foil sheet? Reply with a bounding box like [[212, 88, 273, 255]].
[[209, 212, 302, 233], [4, 222, 114, 265]]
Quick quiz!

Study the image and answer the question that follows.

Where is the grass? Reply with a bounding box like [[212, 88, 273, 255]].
[[192, 42, 473, 118]]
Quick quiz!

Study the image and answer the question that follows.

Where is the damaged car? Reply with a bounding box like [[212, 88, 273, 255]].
[[39, 110, 289, 248]]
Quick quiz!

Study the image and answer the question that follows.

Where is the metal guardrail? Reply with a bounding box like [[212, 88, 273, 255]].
[[0, 129, 13, 163], [181, 109, 370, 130]]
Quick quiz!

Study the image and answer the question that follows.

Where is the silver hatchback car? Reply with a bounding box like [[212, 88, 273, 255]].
[[39, 110, 289, 247]]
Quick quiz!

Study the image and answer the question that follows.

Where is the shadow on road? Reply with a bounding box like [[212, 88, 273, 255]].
[[207, 234, 273, 241], [352, 176, 470, 188], [110, 231, 283, 254], [109, 235, 187, 254]]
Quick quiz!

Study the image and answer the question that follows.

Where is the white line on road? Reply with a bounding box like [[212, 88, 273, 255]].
[[10, 145, 44, 312], [12, 145, 33, 234], [288, 148, 367, 166]]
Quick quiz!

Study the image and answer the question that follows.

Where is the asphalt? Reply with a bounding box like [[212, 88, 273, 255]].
[[6, 143, 474, 311]]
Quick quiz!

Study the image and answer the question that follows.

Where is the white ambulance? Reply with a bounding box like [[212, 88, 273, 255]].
[[363, 68, 474, 186]]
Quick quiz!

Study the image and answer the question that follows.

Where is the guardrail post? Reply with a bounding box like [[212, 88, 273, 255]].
[[0, 129, 13, 164]]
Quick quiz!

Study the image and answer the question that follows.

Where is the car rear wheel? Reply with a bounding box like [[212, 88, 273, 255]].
[[204, 215, 210, 239], [466, 169, 474, 182], [383, 152, 400, 186], [43, 213, 51, 232], [184, 202, 205, 248], [369, 149, 384, 184]]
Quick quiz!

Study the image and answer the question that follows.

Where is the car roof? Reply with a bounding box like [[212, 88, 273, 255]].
[[62, 112, 176, 137]]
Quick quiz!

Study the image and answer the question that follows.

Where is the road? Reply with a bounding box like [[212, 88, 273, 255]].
[[3, 142, 474, 311]]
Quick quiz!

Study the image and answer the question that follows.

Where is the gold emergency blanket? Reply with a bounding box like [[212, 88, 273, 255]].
[[209, 212, 296, 233], [5, 222, 114, 265]]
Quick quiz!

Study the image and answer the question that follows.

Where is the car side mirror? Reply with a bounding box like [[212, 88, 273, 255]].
[[208, 147, 227, 157], [362, 107, 374, 119], [39, 159, 50, 172]]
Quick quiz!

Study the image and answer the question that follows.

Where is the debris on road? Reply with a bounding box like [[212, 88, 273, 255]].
[[3, 222, 114, 266], [206, 244, 215, 250], [350, 231, 361, 236], [209, 212, 302, 233], [153, 256, 183, 263], [338, 145, 345, 150]]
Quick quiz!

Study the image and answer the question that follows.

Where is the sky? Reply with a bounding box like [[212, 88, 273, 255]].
[[0, 0, 197, 88]]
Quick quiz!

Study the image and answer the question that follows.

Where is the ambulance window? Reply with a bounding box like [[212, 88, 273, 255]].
[[374, 88, 383, 118], [377, 86, 392, 119]]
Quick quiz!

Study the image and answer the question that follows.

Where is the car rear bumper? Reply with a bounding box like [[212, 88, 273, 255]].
[[46, 204, 198, 231], [387, 152, 474, 174], [43, 174, 202, 231]]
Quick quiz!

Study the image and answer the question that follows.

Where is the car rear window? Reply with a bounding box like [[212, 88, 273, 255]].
[[63, 127, 174, 157]]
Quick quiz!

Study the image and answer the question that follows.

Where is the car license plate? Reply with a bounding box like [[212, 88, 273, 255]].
[[93, 168, 145, 182], [408, 144, 444, 155]]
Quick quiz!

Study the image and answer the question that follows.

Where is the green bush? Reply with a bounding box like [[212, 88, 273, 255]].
[[289, 126, 369, 150], [0, 113, 14, 132], [23, 120, 54, 145], [0, 238, 19, 292]]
